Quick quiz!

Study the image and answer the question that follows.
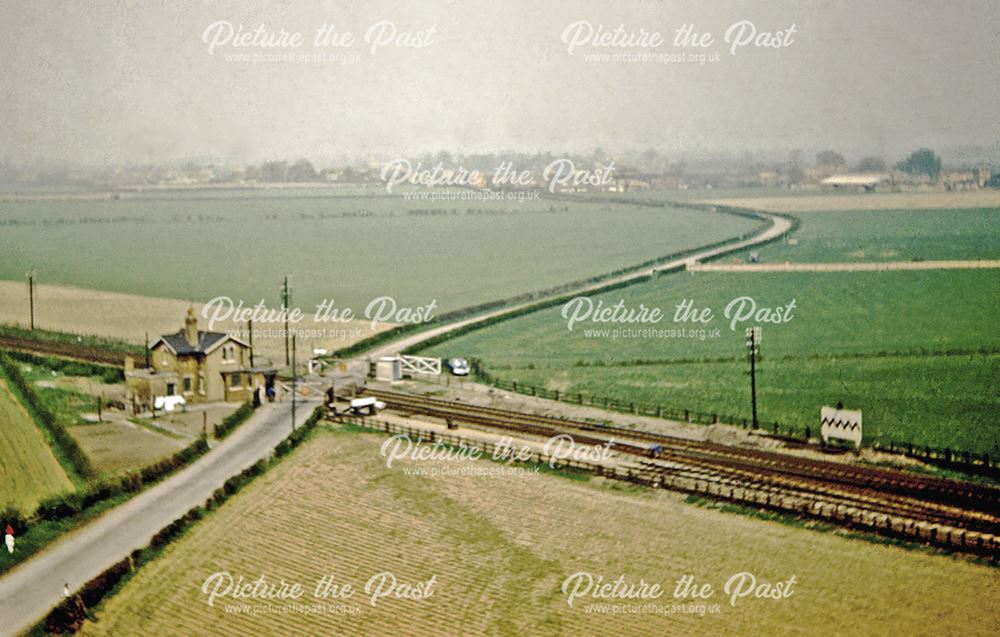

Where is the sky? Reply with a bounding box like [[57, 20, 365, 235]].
[[1, 0, 998, 164]]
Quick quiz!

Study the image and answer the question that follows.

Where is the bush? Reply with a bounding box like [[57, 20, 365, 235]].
[[80, 480, 122, 510], [0, 505, 28, 535], [213, 402, 255, 439], [275, 407, 323, 457], [43, 557, 132, 634], [36, 492, 85, 521]]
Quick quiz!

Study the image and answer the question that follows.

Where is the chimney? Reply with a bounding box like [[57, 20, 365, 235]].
[[185, 308, 199, 348]]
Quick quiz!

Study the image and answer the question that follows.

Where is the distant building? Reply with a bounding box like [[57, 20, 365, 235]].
[[125, 310, 275, 409], [942, 169, 990, 190], [820, 173, 892, 192]]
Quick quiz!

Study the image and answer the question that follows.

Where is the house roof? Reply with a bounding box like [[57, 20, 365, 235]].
[[153, 330, 242, 356]]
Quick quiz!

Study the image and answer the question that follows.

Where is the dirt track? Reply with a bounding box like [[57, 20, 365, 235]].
[[687, 260, 1000, 272]]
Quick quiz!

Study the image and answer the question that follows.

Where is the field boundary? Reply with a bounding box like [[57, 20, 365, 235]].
[[0, 351, 94, 482]]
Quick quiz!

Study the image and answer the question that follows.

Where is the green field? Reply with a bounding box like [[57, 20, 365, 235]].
[[748, 208, 1000, 263], [0, 368, 73, 511], [421, 242, 1000, 454], [0, 188, 758, 312]]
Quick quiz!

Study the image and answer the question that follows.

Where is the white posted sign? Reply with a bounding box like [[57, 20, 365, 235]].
[[820, 406, 862, 449]]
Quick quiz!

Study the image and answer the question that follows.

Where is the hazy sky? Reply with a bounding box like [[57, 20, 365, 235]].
[[2, 0, 998, 163]]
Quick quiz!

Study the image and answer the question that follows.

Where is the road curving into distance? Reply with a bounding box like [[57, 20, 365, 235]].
[[367, 209, 792, 359]]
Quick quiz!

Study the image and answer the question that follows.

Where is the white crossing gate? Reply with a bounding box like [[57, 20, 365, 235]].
[[398, 355, 441, 376], [820, 406, 862, 449]]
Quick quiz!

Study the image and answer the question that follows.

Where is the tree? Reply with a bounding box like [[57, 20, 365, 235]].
[[855, 156, 886, 172], [286, 158, 318, 182], [897, 148, 942, 180], [815, 150, 846, 168], [639, 148, 660, 171], [259, 160, 289, 182]]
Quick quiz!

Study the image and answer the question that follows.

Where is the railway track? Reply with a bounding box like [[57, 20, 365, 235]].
[[363, 388, 1000, 554], [0, 334, 132, 367]]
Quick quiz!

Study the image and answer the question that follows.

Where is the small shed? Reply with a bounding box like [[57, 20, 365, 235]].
[[375, 356, 402, 382]]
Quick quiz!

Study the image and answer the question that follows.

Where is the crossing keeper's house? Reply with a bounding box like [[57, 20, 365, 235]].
[[125, 310, 275, 409]]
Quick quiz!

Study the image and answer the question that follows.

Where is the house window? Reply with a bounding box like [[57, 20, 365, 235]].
[[198, 372, 206, 395], [230, 372, 242, 388], [162, 352, 169, 366], [222, 344, 236, 363], [183, 376, 192, 394], [166, 382, 176, 396]]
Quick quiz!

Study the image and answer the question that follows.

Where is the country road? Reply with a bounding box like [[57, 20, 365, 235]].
[[368, 211, 792, 358], [0, 399, 318, 637]]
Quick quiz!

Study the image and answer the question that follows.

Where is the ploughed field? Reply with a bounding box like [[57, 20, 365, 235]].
[[78, 428, 1000, 637], [421, 206, 1000, 455], [0, 187, 757, 313]]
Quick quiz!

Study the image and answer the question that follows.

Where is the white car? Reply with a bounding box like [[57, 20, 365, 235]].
[[448, 358, 470, 376]]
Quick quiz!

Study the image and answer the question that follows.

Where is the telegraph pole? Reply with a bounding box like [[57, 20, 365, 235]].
[[26, 270, 36, 330], [290, 334, 297, 431], [746, 327, 761, 429], [248, 319, 255, 367], [281, 276, 291, 366]]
